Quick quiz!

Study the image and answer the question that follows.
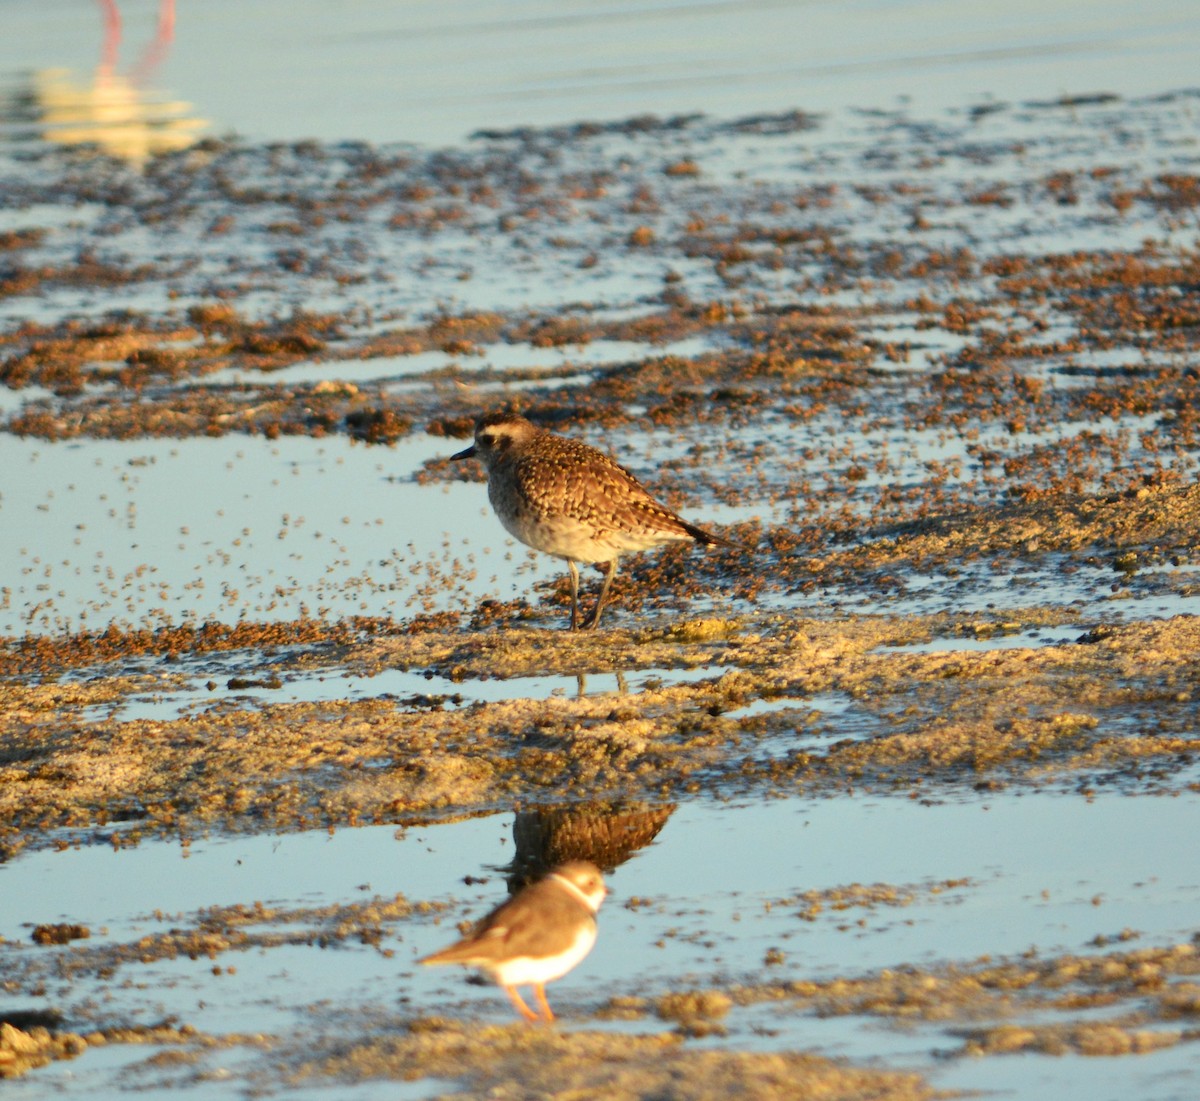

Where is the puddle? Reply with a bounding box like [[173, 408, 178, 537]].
[[69, 651, 723, 723], [0, 432, 557, 636], [820, 555, 1200, 622], [198, 337, 714, 391], [3, 791, 1198, 1099], [721, 692, 865, 762], [0, 384, 55, 417], [727, 692, 852, 722], [361, 660, 721, 706]]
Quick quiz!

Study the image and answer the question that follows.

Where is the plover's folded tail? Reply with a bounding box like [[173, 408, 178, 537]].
[[680, 519, 752, 552]]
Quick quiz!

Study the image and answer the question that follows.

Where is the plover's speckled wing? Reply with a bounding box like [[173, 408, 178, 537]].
[[506, 433, 709, 548]]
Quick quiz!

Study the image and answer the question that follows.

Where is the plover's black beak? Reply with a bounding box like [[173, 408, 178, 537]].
[[450, 444, 477, 461]]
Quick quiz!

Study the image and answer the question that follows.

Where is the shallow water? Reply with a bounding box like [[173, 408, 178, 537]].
[[0, 433, 526, 634], [71, 652, 726, 724], [2, 0, 1199, 150], [2, 425, 1195, 637]]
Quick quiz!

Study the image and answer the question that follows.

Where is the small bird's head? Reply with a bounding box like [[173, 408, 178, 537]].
[[550, 860, 608, 913], [450, 411, 537, 465]]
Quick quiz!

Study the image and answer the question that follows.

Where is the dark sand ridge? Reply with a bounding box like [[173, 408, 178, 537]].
[[3, 606, 1199, 859]]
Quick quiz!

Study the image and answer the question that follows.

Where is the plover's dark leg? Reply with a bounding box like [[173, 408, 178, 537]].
[[584, 559, 619, 630], [566, 559, 581, 631]]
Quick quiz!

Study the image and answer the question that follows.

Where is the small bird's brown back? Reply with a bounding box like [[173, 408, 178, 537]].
[[420, 876, 595, 966]]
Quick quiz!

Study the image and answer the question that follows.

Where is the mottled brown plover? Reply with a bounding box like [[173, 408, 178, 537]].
[[419, 860, 606, 1022], [451, 411, 737, 629]]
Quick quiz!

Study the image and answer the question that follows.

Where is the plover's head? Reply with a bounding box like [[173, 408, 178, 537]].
[[549, 860, 608, 913], [450, 411, 538, 464]]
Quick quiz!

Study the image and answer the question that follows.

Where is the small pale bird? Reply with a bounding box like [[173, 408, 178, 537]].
[[419, 860, 607, 1022], [451, 411, 737, 629]]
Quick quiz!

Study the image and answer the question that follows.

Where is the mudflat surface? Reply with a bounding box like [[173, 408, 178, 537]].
[[2, 88, 1200, 1100]]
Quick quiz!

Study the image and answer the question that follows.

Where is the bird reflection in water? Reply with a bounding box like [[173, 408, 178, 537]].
[[507, 800, 674, 887], [27, 0, 207, 163]]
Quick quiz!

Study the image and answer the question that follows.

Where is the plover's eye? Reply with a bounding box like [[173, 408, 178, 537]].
[[479, 432, 495, 448]]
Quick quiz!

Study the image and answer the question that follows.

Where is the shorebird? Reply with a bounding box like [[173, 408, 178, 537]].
[[451, 411, 737, 629], [419, 860, 607, 1022]]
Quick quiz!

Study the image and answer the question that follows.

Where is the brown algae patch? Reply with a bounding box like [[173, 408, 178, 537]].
[[0, 1018, 86, 1079], [6, 894, 422, 983], [634, 941, 1200, 1044], [959, 1020, 1186, 1057], [0, 1018, 266, 1082], [765, 879, 973, 927]]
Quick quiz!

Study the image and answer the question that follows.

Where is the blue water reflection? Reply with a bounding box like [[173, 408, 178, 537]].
[[1, 0, 1198, 155]]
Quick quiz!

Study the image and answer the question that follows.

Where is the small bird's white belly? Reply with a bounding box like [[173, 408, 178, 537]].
[[488, 924, 598, 988]]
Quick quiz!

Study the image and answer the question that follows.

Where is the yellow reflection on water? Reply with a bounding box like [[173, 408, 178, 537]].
[[29, 0, 207, 163]]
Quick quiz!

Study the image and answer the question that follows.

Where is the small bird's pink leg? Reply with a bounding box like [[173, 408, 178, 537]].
[[533, 983, 556, 1021], [504, 986, 540, 1021]]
